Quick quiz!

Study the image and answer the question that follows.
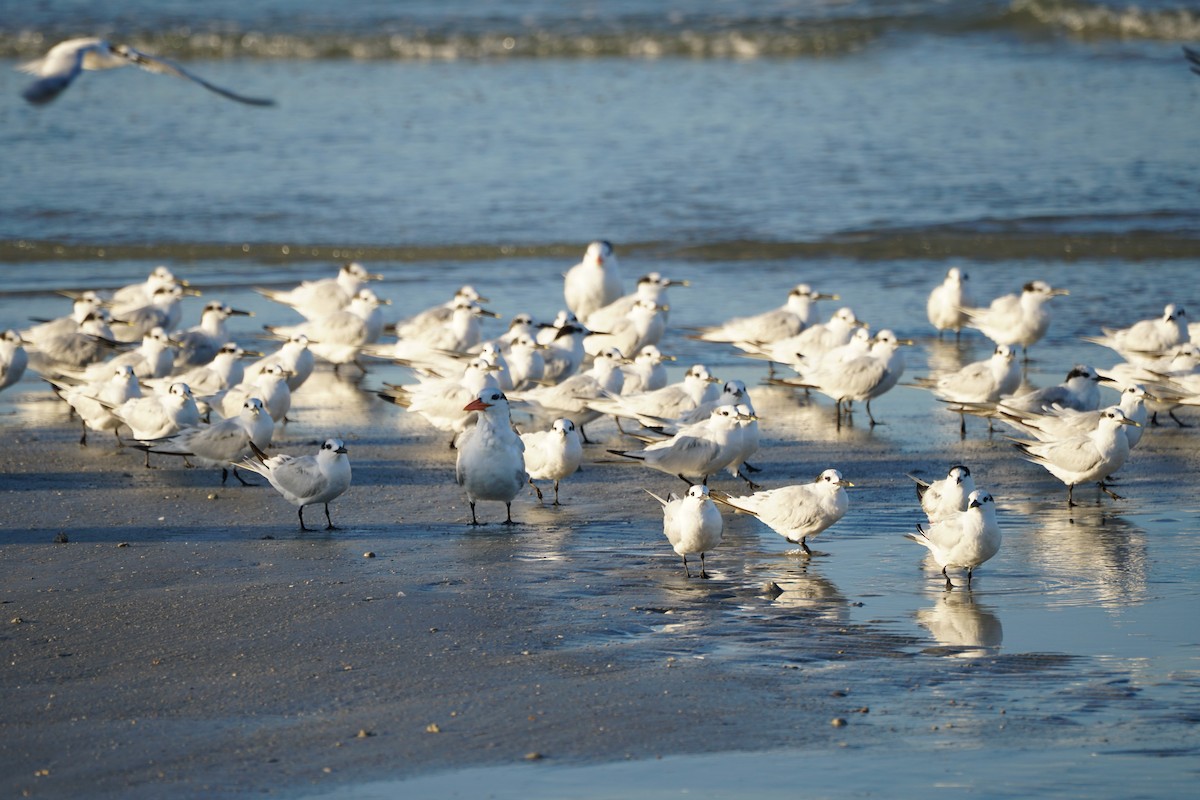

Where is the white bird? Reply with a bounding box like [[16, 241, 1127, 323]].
[[964, 280, 1069, 359], [174, 301, 253, 367], [0, 330, 29, 392], [909, 344, 1021, 436], [111, 282, 191, 339], [587, 362, 720, 430], [108, 266, 187, 309], [1096, 345, 1200, 427], [645, 485, 724, 578], [607, 405, 747, 485], [59, 326, 176, 382], [583, 298, 667, 357], [243, 334, 315, 392], [927, 267, 975, 339], [378, 358, 501, 445], [998, 364, 1102, 415], [145, 342, 249, 398], [520, 418, 584, 505], [236, 438, 352, 531], [24, 310, 114, 368], [510, 347, 626, 441], [1082, 303, 1188, 363], [395, 285, 490, 341], [110, 381, 201, 466], [725, 401, 761, 489], [389, 298, 495, 359], [18, 38, 275, 106], [773, 328, 907, 428], [585, 272, 686, 330], [742, 306, 865, 366], [502, 334, 547, 392], [141, 397, 275, 485], [49, 363, 142, 445], [455, 389, 528, 525], [688, 283, 837, 348], [1014, 406, 1139, 506], [564, 241, 622, 322], [219, 363, 292, 423], [710, 468, 852, 556], [537, 311, 589, 383], [266, 291, 382, 372], [111, 381, 201, 440], [905, 490, 1002, 589], [621, 345, 673, 394], [908, 465, 977, 524], [258, 262, 383, 321], [669, 378, 745, 428], [999, 384, 1149, 450], [22, 292, 106, 348]]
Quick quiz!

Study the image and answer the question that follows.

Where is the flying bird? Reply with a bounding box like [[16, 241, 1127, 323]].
[[18, 38, 275, 106]]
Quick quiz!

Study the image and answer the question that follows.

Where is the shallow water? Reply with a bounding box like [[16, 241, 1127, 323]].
[[2, 0, 1200, 795]]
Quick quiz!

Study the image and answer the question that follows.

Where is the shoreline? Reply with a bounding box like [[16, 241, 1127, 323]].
[[3, 374, 1198, 797]]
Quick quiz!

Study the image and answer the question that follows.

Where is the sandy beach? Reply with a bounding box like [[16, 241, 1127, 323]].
[[3, 364, 1198, 798]]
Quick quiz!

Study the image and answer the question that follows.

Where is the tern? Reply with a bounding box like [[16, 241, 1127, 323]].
[[18, 38, 275, 106], [906, 490, 1001, 589], [236, 438, 352, 531], [646, 485, 724, 578]]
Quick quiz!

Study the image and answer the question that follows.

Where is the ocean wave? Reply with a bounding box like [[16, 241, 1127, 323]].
[[2, 2, 1197, 63], [1005, 0, 1200, 41], [4, 217, 1198, 266]]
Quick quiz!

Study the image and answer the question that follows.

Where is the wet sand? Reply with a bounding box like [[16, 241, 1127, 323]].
[[3, 367, 1198, 799]]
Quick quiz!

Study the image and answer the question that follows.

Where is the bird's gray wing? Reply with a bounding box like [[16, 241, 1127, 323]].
[[270, 455, 325, 499], [1025, 438, 1103, 472], [119, 46, 275, 106]]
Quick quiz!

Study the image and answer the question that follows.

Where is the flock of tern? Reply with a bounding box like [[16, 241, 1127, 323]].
[[3, 241, 1197, 590]]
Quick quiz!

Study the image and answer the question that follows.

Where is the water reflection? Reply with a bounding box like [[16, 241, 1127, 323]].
[[1010, 499, 1150, 610], [915, 591, 1003, 658], [754, 558, 849, 625], [288, 367, 381, 430]]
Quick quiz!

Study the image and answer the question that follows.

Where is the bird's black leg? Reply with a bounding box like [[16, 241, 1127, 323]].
[[677, 473, 691, 487], [966, 567, 974, 588], [529, 478, 544, 504], [1169, 410, 1191, 428], [959, 413, 967, 439], [699, 552, 710, 579], [943, 566, 955, 590], [469, 501, 481, 526], [1100, 482, 1124, 501], [233, 466, 255, 487], [681, 554, 692, 578], [800, 539, 812, 557], [1067, 484, 1076, 507], [552, 480, 561, 506], [220, 467, 230, 485], [298, 506, 312, 532], [503, 502, 516, 525], [324, 502, 337, 530]]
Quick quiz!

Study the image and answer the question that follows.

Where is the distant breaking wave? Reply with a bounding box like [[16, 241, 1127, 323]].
[[1, 2, 1197, 62], [4, 216, 1199, 267]]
